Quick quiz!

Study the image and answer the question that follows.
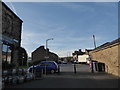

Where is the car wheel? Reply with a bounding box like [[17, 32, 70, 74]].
[[50, 70, 55, 74]]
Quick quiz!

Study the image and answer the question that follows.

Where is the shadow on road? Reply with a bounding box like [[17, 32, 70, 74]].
[[3, 64, 119, 88]]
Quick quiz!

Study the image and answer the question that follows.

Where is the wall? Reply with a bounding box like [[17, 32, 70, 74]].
[[32, 46, 46, 62], [32, 46, 59, 62], [2, 2, 23, 67], [2, 2, 22, 46], [89, 44, 120, 77]]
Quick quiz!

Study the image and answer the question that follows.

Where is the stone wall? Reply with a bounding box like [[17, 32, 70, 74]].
[[89, 44, 120, 77], [32, 46, 46, 61], [2, 2, 23, 67], [2, 2, 22, 46]]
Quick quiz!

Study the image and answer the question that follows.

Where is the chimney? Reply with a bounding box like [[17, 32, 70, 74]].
[[79, 49, 82, 52], [39, 46, 45, 49], [47, 48, 49, 52]]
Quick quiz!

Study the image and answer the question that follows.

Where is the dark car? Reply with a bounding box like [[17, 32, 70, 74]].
[[28, 61, 59, 74]]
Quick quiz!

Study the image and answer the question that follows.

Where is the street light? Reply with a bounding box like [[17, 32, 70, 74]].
[[46, 38, 54, 59], [44, 38, 54, 75]]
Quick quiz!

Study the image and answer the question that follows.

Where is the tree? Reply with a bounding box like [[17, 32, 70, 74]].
[[17, 47, 28, 66]]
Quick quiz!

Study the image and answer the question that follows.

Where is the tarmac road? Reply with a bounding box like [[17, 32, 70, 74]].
[[4, 63, 119, 88]]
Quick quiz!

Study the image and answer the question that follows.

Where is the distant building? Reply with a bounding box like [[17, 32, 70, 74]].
[[32, 46, 59, 63], [72, 49, 85, 60], [1, 2, 27, 69]]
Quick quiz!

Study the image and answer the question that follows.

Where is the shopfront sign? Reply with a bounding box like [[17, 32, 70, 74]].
[[0, 34, 19, 45]]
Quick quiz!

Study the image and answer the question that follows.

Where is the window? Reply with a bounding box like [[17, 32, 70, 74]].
[[40, 62, 52, 66], [2, 44, 8, 61], [7, 46, 11, 63], [40, 63, 45, 66], [46, 62, 52, 66], [2, 43, 12, 64]]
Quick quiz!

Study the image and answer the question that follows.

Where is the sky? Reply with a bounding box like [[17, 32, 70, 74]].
[[4, 1, 118, 57]]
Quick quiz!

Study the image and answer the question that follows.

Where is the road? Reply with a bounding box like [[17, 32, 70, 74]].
[[5, 63, 119, 88]]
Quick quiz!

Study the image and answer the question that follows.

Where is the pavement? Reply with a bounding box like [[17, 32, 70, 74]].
[[3, 63, 119, 88]]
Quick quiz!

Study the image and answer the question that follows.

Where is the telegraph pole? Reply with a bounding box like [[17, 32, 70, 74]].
[[91, 35, 97, 73], [93, 35, 96, 49]]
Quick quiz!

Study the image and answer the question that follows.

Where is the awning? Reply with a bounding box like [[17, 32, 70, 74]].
[[0, 34, 19, 45]]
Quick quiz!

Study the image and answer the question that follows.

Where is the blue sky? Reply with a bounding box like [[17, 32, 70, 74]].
[[4, 2, 118, 57]]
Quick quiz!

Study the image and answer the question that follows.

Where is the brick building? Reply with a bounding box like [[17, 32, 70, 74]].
[[89, 38, 120, 77], [32, 46, 59, 63]]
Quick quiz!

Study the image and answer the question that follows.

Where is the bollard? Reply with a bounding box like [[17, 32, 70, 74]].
[[74, 63, 76, 74], [89, 61, 94, 73], [91, 61, 94, 73], [58, 64, 60, 74]]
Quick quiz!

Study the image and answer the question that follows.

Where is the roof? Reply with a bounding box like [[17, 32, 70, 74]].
[[93, 38, 120, 51], [85, 49, 93, 52]]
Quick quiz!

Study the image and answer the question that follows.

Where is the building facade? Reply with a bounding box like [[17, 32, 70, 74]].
[[1, 2, 24, 69], [89, 38, 120, 77], [32, 46, 59, 64], [72, 49, 85, 60]]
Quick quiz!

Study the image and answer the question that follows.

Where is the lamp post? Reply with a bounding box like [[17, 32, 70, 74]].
[[46, 38, 54, 59], [44, 38, 53, 75]]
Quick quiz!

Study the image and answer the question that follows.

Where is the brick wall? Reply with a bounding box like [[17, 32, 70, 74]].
[[89, 44, 120, 77]]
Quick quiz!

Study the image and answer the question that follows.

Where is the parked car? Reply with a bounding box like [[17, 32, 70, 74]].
[[62, 60, 67, 64], [28, 61, 59, 74], [58, 60, 62, 64]]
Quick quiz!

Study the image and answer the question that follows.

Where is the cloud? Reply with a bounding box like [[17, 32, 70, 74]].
[[50, 49, 75, 57], [60, 3, 95, 13], [21, 22, 106, 57], [9, 2, 17, 15], [18, 2, 117, 58], [21, 31, 48, 54]]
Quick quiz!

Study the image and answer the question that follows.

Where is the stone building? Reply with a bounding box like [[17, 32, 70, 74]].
[[32, 46, 59, 64], [1, 2, 26, 68], [89, 38, 120, 77]]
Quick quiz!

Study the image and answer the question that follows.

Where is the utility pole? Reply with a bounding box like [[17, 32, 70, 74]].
[[93, 35, 96, 49], [91, 35, 97, 73]]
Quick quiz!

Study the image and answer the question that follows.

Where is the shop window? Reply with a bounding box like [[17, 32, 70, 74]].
[[2, 44, 12, 64], [2, 44, 8, 61], [7, 46, 11, 63]]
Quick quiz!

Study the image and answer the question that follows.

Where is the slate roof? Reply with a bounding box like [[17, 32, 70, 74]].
[[93, 38, 120, 51]]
